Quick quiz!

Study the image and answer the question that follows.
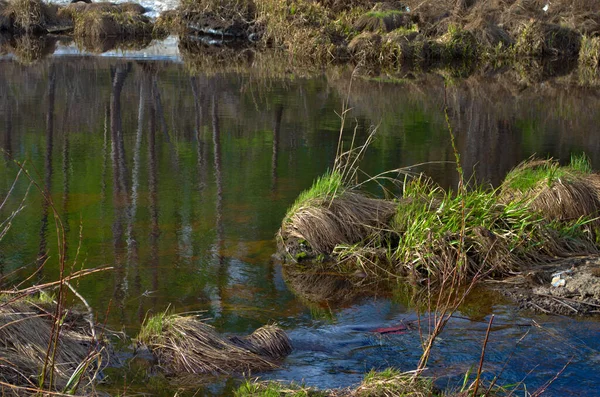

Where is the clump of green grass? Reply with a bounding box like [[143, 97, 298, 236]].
[[279, 169, 396, 257], [285, 170, 345, 219], [138, 310, 171, 344], [579, 35, 600, 67], [280, 155, 600, 284], [439, 24, 479, 60], [355, 368, 435, 397], [234, 379, 327, 397], [499, 156, 600, 243], [354, 9, 412, 33]]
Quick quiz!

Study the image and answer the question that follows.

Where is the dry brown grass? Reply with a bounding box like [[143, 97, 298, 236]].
[[154, 9, 182, 36], [280, 191, 396, 256], [60, 2, 152, 38], [177, 0, 256, 37], [351, 368, 434, 397], [3, 0, 46, 33], [138, 313, 291, 375], [579, 35, 600, 67], [0, 299, 103, 394], [500, 159, 600, 231], [514, 20, 581, 58]]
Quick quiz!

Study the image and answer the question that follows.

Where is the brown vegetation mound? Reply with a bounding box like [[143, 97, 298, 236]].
[[62, 2, 152, 38], [280, 191, 397, 257], [0, 300, 103, 394], [178, 0, 256, 37], [500, 161, 600, 232], [354, 3, 413, 33], [2, 0, 49, 33], [139, 314, 292, 375]]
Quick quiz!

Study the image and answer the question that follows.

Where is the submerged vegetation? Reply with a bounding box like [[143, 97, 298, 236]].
[[279, 155, 600, 285]]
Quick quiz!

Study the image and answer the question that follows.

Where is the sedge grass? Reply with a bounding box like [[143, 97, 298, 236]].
[[138, 313, 292, 375], [235, 379, 327, 397], [354, 368, 434, 397], [280, 155, 600, 284]]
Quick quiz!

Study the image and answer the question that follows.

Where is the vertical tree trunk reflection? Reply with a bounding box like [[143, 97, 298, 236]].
[[110, 63, 131, 324], [271, 105, 283, 193], [36, 64, 56, 276]]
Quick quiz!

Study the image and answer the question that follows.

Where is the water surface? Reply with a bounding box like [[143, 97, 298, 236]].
[[1, 57, 599, 396]]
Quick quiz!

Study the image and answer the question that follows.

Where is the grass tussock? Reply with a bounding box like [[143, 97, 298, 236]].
[[514, 20, 581, 58], [280, 171, 396, 256], [255, 0, 350, 62], [138, 312, 291, 375], [176, 0, 256, 37], [235, 379, 327, 396], [579, 35, 600, 67], [64, 3, 152, 38], [500, 156, 600, 233], [354, 3, 412, 34], [0, 299, 104, 394], [279, 156, 600, 284], [3, 0, 47, 33], [353, 368, 434, 397]]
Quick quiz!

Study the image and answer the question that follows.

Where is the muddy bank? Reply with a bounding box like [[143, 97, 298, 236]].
[[495, 256, 600, 316]]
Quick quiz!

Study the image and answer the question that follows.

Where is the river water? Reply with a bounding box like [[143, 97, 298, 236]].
[[1, 55, 600, 396]]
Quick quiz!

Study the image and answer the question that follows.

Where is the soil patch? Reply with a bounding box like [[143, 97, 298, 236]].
[[493, 256, 600, 316]]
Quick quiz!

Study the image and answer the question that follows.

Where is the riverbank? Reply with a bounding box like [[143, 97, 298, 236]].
[[1, 0, 600, 74]]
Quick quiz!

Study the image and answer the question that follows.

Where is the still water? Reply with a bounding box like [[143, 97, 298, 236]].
[[1, 57, 599, 396]]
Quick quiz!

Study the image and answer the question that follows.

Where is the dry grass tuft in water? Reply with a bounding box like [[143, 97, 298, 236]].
[[0, 299, 104, 395], [279, 172, 396, 256], [138, 313, 292, 375]]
